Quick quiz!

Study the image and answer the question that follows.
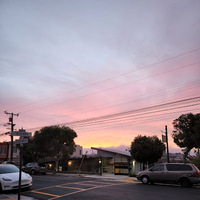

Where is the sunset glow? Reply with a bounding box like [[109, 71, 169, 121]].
[[0, 0, 200, 154]]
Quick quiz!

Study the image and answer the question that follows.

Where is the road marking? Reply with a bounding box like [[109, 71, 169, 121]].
[[30, 190, 61, 197], [55, 185, 84, 190], [124, 178, 134, 181], [71, 182, 101, 186], [49, 182, 129, 200], [22, 180, 131, 200]]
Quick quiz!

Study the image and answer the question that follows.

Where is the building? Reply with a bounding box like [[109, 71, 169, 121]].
[[91, 147, 141, 175], [0, 142, 9, 163], [70, 145, 82, 158], [0, 142, 20, 164], [66, 147, 142, 175]]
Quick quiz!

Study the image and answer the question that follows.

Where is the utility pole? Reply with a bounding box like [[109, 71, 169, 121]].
[[78, 151, 88, 176], [4, 111, 19, 161], [165, 125, 170, 163]]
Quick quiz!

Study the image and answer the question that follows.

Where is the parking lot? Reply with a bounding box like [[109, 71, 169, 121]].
[[1, 174, 200, 200]]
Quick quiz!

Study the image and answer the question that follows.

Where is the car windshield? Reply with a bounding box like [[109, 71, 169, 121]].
[[0, 165, 19, 174], [26, 162, 37, 167]]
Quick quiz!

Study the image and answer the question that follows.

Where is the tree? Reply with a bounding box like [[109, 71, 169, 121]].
[[22, 138, 41, 164], [33, 125, 77, 171], [172, 113, 200, 162], [130, 135, 165, 168]]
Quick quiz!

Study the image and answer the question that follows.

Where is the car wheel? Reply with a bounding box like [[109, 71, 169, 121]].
[[42, 172, 46, 175], [141, 176, 149, 184], [31, 169, 35, 175], [179, 178, 192, 187]]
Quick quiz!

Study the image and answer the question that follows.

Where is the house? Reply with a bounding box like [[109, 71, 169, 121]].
[[0, 142, 9, 163], [0, 142, 20, 164]]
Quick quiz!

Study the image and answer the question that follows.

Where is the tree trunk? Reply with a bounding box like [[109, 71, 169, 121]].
[[183, 148, 191, 163]]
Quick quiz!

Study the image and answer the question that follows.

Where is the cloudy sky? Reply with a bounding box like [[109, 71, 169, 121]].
[[0, 0, 200, 153]]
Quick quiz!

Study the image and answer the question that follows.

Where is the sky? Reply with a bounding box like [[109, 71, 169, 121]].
[[0, 0, 200, 154]]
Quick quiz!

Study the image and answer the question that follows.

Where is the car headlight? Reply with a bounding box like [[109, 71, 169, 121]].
[[2, 177, 12, 181]]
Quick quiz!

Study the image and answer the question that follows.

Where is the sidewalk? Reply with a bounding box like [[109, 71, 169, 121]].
[[0, 193, 36, 200], [54, 172, 137, 182], [83, 174, 137, 182]]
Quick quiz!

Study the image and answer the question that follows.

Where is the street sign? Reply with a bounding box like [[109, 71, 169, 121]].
[[11, 131, 32, 137], [15, 138, 28, 144]]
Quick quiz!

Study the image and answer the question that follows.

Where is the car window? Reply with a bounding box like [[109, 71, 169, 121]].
[[26, 163, 36, 167], [151, 164, 164, 171], [166, 164, 180, 171], [180, 165, 192, 171], [0, 165, 19, 174]]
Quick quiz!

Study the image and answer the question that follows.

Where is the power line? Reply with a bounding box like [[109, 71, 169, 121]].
[[9, 48, 200, 113], [62, 96, 200, 126], [13, 60, 200, 116], [71, 102, 200, 128], [72, 105, 200, 132], [41, 80, 200, 123], [24, 96, 200, 132]]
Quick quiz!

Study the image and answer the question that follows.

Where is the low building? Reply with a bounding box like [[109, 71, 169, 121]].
[[66, 147, 142, 175], [0, 142, 20, 164], [91, 147, 141, 175], [0, 142, 9, 163]]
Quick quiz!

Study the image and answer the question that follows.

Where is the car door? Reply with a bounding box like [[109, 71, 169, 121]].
[[24, 163, 35, 173], [148, 164, 166, 182]]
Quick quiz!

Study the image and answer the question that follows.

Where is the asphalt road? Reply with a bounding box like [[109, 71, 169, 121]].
[[2, 174, 200, 200]]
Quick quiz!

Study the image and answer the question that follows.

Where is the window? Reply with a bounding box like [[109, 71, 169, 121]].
[[151, 164, 164, 171], [0, 147, 6, 155], [180, 165, 192, 171], [166, 164, 180, 171]]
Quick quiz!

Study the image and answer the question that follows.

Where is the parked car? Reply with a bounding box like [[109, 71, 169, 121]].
[[22, 162, 47, 175], [0, 164, 32, 191], [136, 163, 200, 187], [1, 161, 18, 165]]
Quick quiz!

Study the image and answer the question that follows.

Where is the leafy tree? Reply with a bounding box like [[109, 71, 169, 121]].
[[130, 135, 165, 168], [33, 125, 77, 171], [22, 138, 41, 164], [172, 113, 200, 162]]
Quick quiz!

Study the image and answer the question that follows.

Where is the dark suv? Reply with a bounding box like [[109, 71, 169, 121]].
[[137, 163, 200, 187], [22, 162, 47, 175]]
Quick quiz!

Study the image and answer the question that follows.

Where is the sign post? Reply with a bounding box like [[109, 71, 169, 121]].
[[18, 143, 23, 200], [12, 129, 32, 200]]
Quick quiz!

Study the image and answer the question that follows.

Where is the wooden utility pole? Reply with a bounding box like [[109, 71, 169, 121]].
[[4, 111, 19, 161], [165, 125, 170, 163]]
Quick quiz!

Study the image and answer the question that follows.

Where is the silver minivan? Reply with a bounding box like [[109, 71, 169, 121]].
[[136, 163, 200, 187]]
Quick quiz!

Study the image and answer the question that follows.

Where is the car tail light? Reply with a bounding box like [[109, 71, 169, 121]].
[[193, 170, 199, 176]]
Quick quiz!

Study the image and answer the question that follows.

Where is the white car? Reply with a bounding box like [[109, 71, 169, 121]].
[[0, 164, 32, 191]]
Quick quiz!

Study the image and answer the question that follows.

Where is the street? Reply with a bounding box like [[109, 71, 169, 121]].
[[2, 174, 200, 200]]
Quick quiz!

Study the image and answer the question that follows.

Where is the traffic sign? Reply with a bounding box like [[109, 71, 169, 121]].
[[11, 131, 32, 137], [14, 138, 28, 144]]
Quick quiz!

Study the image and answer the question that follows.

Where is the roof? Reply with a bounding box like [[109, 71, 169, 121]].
[[91, 147, 131, 157]]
